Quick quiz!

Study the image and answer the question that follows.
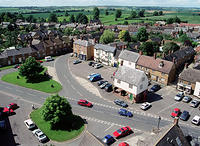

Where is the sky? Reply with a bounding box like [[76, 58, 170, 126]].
[[0, 0, 200, 7]]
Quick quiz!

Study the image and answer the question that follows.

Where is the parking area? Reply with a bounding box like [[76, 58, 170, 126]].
[[69, 57, 200, 128]]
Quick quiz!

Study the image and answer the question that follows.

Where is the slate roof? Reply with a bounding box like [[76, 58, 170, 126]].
[[179, 68, 200, 83], [114, 49, 122, 59], [137, 55, 174, 74], [94, 44, 116, 53], [115, 66, 146, 86], [118, 50, 140, 63], [74, 39, 93, 47], [0, 47, 33, 58]]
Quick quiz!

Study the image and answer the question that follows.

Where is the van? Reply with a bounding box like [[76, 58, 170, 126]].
[[89, 74, 101, 82], [45, 56, 53, 62]]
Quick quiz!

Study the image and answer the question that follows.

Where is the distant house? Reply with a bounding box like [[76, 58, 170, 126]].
[[177, 68, 200, 95], [136, 54, 176, 85], [73, 39, 94, 60], [108, 42, 127, 50], [94, 44, 116, 66], [113, 66, 148, 103]]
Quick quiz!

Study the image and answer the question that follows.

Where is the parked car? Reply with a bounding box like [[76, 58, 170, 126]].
[[180, 110, 190, 121], [113, 126, 132, 139], [114, 99, 128, 108], [105, 83, 113, 92], [191, 115, 200, 125], [13, 64, 20, 69], [97, 80, 107, 86], [32, 129, 48, 142], [118, 109, 133, 117], [174, 92, 184, 101], [119, 142, 129, 146], [77, 99, 92, 107], [190, 100, 200, 108], [94, 63, 103, 69], [92, 62, 97, 67], [102, 134, 115, 145], [87, 73, 97, 79], [0, 120, 6, 130], [3, 107, 14, 115], [88, 61, 94, 66], [171, 108, 180, 118], [149, 84, 161, 92], [73, 60, 82, 64], [100, 81, 108, 89], [89, 74, 101, 82], [36, 60, 43, 63], [6, 103, 18, 110], [45, 56, 53, 62], [24, 119, 36, 130], [182, 96, 192, 103], [140, 102, 151, 110]]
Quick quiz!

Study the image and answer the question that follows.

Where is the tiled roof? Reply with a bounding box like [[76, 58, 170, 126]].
[[94, 44, 116, 53], [179, 68, 200, 83], [137, 55, 174, 74], [118, 50, 140, 63], [74, 39, 93, 47], [0, 47, 33, 57], [115, 66, 146, 86]]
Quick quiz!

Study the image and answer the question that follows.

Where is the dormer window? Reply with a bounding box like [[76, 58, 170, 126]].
[[159, 61, 164, 68]]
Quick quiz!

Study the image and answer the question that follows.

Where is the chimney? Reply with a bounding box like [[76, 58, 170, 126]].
[[139, 50, 143, 55], [184, 63, 188, 69], [154, 53, 157, 59], [174, 117, 179, 125]]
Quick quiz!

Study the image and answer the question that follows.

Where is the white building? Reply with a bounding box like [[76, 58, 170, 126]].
[[114, 66, 148, 103], [94, 44, 116, 66], [118, 50, 140, 69], [194, 82, 200, 98]]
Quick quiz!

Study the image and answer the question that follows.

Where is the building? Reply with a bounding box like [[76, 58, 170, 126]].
[[73, 39, 94, 60], [113, 66, 148, 103], [177, 68, 200, 95], [118, 50, 140, 69], [136, 54, 176, 85], [194, 82, 200, 98], [94, 44, 116, 66]]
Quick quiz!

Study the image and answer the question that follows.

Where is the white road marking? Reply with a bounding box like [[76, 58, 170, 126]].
[[157, 102, 178, 114], [104, 124, 114, 132]]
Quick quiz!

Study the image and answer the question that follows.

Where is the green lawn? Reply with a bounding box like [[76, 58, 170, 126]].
[[1, 71, 62, 93], [30, 107, 85, 142], [0, 65, 14, 71]]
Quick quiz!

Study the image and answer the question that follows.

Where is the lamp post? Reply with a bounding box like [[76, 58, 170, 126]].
[[157, 116, 161, 130]]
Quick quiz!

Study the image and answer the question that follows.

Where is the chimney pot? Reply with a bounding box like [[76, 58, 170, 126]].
[[139, 50, 143, 55], [154, 53, 157, 59]]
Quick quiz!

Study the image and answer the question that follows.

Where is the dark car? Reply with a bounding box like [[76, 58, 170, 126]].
[[92, 62, 97, 67], [182, 96, 192, 103], [118, 109, 133, 117], [73, 60, 82, 64], [97, 80, 107, 86], [149, 84, 161, 92], [102, 134, 115, 145], [100, 81, 108, 89], [88, 61, 94, 66], [114, 99, 128, 108], [0, 120, 6, 130], [180, 110, 190, 121], [105, 83, 113, 92]]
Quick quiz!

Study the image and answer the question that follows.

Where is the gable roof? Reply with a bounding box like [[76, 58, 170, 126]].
[[94, 44, 116, 53], [115, 66, 146, 86], [74, 39, 94, 47], [137, 55, 174, 74], [118, 50, 140, 63], [0, 47, 33, 58], [179, 68, 200, 83]]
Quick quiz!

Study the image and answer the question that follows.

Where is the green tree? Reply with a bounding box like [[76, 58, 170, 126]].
[[153, 11, 159, 16], [166, 18, 174, 24], [118, 30, 131, 42], [178, 33, 190, 43], [76, 13, 88, 24], [173, 16, 181, 23], [123, 21, 128, 25], [163, 42, 180, 55], [48, 13, 58, 22], [93, 7, 100, 20], [41, 94, 73, 129], [105, 9, 109, 15], [100, 30, 115, 44], [69, 14, 75, 23], [136, 27, 149, 42], [115, 9, 122, 18], [19, 57, 44, 82], [131, 35, 138, 43], [64, 27, 73, 36], [138, 9, 145, 17], [159, 11, 163, 16], [139, 41, 158, 56], [65, 11, 69, 16], [130, 10, 137, 19]]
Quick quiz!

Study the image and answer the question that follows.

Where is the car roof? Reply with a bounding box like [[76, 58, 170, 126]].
[[79, 99, 87, 102], [120, 109, 127, 112], [174, 108, 180, 111], [25, 119, 34, 124], [105, 134, 112, 139], [193, 116, 200, 120]]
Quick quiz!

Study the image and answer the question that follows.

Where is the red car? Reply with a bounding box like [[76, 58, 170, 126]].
[[77, 99, 92, 107], [119, 142, 129, 146], [37, 60, 43, 63], [3, 107, 14, 115], [171, 108, 180, 118], [6, 103, 18, 110], [113, 126, 132, 139]]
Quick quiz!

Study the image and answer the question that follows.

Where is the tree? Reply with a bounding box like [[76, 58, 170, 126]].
[[131, 35, 138, 43], [130, 10, 137, 19], [153, 11, 159, 16], [48, 13, 58, 22], [19, 57, 44, 81], [93, 7, 100, 20], [76, 13, 88, 24], [136, 27, 148, 42], [65, 11, 69, 16], [100, 30, 115, 44], [69, 14, 75, 23], [178, 33, 190, 43], [118, 30, 131, 42], [173, 16, 181, 23], [139, 41, 158, 56], [105, 9, 109, 15], [41, 94, 73, 129], [26, 15, 34, 23], [123, 21, 128, 25], [166, 17, 174, 24], [138, 9, 145, 17], [115, 9, 122, 18], [64, 27, 73, 36], [159, 11, 163, 16], [163, 42, 180, 55]]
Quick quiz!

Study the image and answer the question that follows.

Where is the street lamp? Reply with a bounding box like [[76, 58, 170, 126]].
[[157, 116, 161, 130]]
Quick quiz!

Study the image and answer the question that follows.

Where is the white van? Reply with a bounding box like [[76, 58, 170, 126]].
[[45, 56, 53, 62]]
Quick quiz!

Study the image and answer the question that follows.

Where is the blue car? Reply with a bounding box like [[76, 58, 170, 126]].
[[89, 74, 101, 82], [102, 134, 115, 145], [118, 109, 133, 117]]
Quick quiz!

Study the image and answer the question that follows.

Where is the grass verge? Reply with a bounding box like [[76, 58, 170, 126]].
[[1, 71, 62, 93], [30, 107, 85, 142], [0, 65, 14, 71]]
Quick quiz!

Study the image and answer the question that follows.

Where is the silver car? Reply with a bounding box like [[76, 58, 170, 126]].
[[32, 129, 48, 142], [174, 92, 184, 101], [190, 100, 200, 108]]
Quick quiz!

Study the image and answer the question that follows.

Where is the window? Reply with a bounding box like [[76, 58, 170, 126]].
[[129, 84, 133, 88], [117, 79, 121, 84], [140, 84, 143, 90]]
